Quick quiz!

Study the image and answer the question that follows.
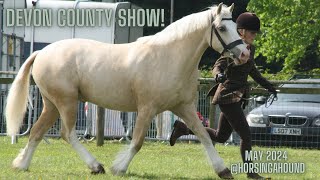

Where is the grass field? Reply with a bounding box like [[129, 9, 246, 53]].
[[0, 137, 319, 180]]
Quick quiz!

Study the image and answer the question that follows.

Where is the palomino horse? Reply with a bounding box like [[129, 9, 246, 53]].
[[5, 3, 249, 179]]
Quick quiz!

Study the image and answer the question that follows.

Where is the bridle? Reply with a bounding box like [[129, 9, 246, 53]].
[[209, 16, 278, 108], [209, 17, 244, 56]]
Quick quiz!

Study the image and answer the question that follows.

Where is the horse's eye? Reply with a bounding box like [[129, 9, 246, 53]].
[[218, 26, 226, 32]]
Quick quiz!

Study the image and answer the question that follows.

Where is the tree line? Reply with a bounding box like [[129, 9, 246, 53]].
[[127, 0, 319, 74]]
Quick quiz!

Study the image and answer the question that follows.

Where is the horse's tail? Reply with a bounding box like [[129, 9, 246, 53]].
[[5, 51, 39, 136]]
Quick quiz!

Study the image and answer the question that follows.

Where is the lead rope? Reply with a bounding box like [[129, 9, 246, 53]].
[[219, 83, 254, 101], [265, 93, 278, 108], [219, 83, 278, 107]]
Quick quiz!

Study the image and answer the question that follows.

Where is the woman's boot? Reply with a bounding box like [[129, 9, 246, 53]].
[[169, 120, 190, 146], [247, 173, 268, 179]]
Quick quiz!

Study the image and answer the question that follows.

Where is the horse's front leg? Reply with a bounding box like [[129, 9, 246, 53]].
[[171, 103, 233, 179], [110, 106, 156, 176]]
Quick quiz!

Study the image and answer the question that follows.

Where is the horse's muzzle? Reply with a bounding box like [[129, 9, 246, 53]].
[[232, 49, 250, 65], [239, 51, 250, 62]]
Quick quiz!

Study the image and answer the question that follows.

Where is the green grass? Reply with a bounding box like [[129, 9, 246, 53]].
[[0, 137, 319, 180]]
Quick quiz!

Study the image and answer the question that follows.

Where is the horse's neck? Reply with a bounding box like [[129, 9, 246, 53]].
[[167, 28, 208, 80]]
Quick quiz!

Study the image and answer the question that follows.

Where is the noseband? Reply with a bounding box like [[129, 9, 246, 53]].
[[210, 18, 244, 55]]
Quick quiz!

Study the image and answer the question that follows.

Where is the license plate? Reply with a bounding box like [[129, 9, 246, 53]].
[[271, 127, 301, 135]]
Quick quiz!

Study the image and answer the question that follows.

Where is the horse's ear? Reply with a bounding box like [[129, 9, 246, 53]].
[[229, 3, 234, 13], [217, 3, 223, 15]]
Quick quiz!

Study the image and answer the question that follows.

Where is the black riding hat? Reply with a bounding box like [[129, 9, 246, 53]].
[[236, 12, 260, 32]]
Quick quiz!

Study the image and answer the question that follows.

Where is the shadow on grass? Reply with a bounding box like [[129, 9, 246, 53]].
[[126, 172, 217, 180], [126, 172, 160, 179]]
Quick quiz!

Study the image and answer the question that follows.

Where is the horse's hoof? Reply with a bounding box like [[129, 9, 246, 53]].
[[218, 168, 234, 179], [91, 164, 105, 174], [110, 166, 126, 176], [12, 162, 29, 171]]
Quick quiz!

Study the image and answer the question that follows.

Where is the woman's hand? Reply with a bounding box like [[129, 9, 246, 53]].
[[215, 73, 227, 83]]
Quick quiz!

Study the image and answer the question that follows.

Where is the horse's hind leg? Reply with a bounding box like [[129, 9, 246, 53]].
[[110, 106, 155, 175], [171, 103, 233, 179], [155, 113, 163, 139], [57, 97, 105, 174], [12, 96, 59, 170]]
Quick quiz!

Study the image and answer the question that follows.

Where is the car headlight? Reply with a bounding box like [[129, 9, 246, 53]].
[[312, 118, 320, 126], [247, 114, 265, 124]]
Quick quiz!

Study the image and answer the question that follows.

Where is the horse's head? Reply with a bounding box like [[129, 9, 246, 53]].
[[208, 3, 250, 65]]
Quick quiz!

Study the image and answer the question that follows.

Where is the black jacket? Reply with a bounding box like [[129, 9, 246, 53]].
[[208, 46, 276, 105]]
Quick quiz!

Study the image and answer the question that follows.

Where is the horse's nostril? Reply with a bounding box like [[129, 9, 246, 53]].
[[239, 52, 249, 62]]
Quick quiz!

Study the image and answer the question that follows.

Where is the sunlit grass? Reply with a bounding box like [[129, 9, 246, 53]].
[[0, 137, 319, 179]]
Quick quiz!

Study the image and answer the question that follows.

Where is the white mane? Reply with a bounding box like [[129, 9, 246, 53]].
[[137, 5, 232, 45]]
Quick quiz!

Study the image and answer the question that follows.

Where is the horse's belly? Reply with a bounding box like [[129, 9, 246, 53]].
[[79, 80, 137, 112]]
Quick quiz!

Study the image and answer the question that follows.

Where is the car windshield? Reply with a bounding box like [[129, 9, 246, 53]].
[[277, 82, 320, 103]]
